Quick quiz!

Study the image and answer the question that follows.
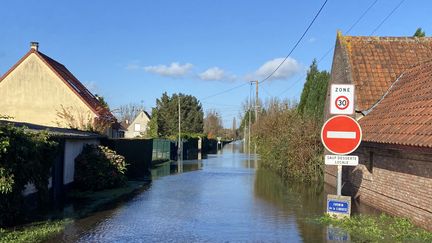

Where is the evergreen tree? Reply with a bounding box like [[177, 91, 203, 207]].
[[153, 92, 204, 137], [298, 59, 330, 122], [414, 28, 426, 37]]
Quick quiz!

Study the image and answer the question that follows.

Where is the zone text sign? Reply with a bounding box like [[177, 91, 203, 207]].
[[330, 84, 354, 115]]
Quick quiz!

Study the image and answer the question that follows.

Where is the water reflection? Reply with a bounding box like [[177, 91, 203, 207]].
[[49, 141, 363, 242], [254, 168, 327, 242]]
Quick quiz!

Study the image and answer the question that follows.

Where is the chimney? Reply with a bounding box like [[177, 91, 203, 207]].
[[30, 42, 39, 51]]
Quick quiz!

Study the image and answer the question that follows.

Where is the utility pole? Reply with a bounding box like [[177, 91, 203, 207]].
[[178, 95, 181, 162], [248, 82, 252, 155], [254, 80, 258, 155], [255, 81, 258, 122]]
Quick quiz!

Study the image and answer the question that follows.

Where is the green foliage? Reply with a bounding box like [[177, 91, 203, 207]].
[[239, 109, 255, 134], [317, 214, 432, 242], [254, 59, 329, 181], [0, 219, 70, 243], [94, 94, 109, 109], [0, 123, 58, 226], [298, 59, 330, 122], [146, 108, 159, 138], [74, 145, 127, 191], [414, 27, 426, 37], [254, 99, 324, 181], [153, 92, 204, 137]]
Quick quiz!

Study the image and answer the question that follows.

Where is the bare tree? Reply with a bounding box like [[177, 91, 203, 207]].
[[114, 103, 145, 123], [56, 105, 114, 134], [204, 109, 223, 139]]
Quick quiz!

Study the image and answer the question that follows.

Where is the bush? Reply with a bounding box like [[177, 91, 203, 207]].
[[74, 145, 127, 191], [0, 123, 58, 226], [254, 99, 324, 181]]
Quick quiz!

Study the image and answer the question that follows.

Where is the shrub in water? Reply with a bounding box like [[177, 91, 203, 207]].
[[74, 144, 127, 191]]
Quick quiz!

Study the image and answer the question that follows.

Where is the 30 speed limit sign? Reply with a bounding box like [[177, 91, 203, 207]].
[[330, 84, 354, 115]]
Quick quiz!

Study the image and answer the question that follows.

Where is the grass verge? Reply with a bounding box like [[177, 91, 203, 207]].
[[317, 214, 432, 242], [0, 219, 71, 243]]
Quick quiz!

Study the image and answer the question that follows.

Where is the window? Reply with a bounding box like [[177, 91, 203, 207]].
[[134, 123, 141, 132], [66, 79, 81, 93]]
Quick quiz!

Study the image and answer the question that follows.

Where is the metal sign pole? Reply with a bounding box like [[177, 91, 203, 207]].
[[337, 165, 342, 196]]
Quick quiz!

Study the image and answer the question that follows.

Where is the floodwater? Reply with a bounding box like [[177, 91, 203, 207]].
[[50, 141, 374, 242]]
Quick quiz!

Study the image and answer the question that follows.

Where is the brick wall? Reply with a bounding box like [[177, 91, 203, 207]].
[[343, 143, 432, 231]]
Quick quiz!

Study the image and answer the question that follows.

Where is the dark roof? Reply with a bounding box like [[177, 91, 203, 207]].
[[339, 34, 432, 111], [359, 60, 432, 148], [1, 121, 104, 139], [0, 48, 115, 121]]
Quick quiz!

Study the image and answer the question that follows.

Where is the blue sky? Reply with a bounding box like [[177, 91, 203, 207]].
[[1, 0, 431, 127]]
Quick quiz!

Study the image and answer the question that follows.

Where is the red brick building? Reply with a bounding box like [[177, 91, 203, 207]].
[[325, 32, 432, 230]]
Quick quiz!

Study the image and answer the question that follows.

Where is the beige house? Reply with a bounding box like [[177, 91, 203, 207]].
[[121, 110, 151, 138], [0, 42, 119, 137]]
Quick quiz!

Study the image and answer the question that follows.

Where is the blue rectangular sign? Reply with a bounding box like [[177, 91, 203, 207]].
[[328, 200, 349, 214]]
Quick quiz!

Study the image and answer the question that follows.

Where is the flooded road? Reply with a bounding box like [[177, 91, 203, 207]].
[[52, 141, 368, 242]]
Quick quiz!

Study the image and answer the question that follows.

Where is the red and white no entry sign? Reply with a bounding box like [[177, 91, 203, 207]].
[[321, 115, 362, 155]]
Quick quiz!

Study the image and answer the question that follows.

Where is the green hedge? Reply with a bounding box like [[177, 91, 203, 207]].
[[0, 123, 58, 226], [74, 145, 127, 191]]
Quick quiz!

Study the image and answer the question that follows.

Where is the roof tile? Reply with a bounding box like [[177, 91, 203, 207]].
[[359, 60, 432, 148], [341, 36, 432, 111]]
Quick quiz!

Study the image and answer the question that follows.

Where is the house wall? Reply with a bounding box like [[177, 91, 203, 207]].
[[346, 144, 432, 231], [22, 138, 99, 196], [0, 53, 96, 127], [124, 112, 150, 138], [63, 139, 99, 185]]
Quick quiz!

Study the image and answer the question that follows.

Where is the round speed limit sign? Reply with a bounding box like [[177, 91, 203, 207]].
[[335, 96, 349, 110]]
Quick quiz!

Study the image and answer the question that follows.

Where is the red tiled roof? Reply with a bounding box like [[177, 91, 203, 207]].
[[340, 35, 432, 111], [1, 49, 115, 121], [359, 60, 432, 148]]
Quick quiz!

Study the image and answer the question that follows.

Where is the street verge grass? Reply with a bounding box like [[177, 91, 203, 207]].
[[317, 214, 432, 242], [0, 219, 71, 243]]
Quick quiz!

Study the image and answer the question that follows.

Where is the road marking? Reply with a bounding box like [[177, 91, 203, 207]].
[[327, 131, 356, 139]]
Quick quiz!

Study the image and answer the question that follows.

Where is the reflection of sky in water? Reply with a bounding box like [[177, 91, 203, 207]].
[[53, 141, 345, 242]]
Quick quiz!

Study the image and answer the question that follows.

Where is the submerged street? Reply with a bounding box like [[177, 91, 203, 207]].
[[50, 142, 341, 242]]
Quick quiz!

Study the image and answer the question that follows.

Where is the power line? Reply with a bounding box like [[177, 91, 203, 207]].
[[259, 0, 329, 84], [277, 0, 392, 97], [200, 82, 249, 101], [370, 0, 405, 36]]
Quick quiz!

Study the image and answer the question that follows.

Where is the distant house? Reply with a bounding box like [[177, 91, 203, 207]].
[[0, 42, 120, 138], [121, 110, 151, 138], [325, 32, 432, 230]]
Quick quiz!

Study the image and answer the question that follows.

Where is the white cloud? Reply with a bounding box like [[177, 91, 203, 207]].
[[308, 37, 316, 43], [143, 62, 193, 78], [198, 67, 236, 81], [249, 57, 303, 81]]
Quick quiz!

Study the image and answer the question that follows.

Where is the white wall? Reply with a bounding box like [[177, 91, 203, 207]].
[[22, 138, 99, 196], [63, 139, 99, 185]]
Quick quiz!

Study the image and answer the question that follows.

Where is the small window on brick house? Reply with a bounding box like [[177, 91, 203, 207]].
[[367, 151, 374, 173]]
